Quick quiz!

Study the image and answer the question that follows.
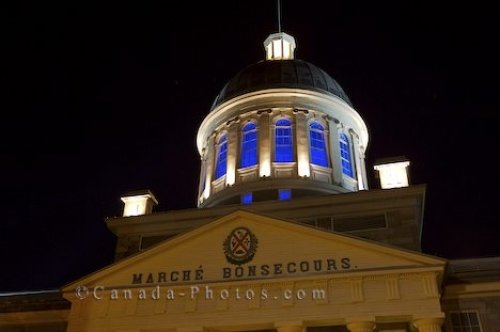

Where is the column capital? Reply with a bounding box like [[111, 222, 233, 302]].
[[346, 320, 375, 332], [293, 108, 309, 114], [257, 109, 272, 115], [208, 132, 217, 141], [326, 115, 340, 124], [226, 116, 240, 126], [413, 314, 445, 332]]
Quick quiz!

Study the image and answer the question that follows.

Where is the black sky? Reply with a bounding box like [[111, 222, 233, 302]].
[[2, 1, 499, 291]]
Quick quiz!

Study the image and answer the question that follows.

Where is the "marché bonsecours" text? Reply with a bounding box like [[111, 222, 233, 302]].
[[131, 257, 352, 285]]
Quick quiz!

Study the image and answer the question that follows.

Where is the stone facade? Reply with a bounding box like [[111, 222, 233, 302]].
[[2, 30, 499, 332]]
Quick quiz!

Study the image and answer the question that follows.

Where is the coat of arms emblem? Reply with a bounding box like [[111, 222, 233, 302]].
[[223, 227, 258, 265]]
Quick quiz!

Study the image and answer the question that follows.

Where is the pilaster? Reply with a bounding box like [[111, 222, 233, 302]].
[[357, 142, 368, 190], [294, 110, 310, 177], [328, 117, 342, 185], [198, 152, 207, 201], [350, 130, 364, 190], [258, 110, 271, 177], [203, 134, 215, 199], [226, 119, 239, 186]]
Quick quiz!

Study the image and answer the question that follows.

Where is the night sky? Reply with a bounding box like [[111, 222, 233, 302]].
[[2, 1, 498, 292]]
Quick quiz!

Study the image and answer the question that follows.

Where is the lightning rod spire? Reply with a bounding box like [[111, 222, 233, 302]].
[[264, 0, 295, 61], [277, 0, 282, 33]]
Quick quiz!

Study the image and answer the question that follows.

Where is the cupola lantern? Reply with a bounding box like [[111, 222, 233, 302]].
[[264, 32, 296, 60]]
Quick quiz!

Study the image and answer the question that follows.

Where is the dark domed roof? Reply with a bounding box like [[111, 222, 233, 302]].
[[211, 59, 352, 110]]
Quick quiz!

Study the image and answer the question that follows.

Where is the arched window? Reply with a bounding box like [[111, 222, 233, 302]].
[[339, 133, 354, 177], [215, 134, 228, 179], [275, 118, 294, 162], [240, 122, 258, 167], [309, 122, 328, 167]]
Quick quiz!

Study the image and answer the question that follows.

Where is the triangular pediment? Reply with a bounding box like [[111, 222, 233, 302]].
[[63, 210, 445, 292]]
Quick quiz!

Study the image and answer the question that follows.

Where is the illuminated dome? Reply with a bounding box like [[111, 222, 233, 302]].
[[212, 59, 352, 110], [197, 32, 369, 208]]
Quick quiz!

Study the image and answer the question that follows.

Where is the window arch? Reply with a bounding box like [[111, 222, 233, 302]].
[[240, 122, 258, 168], [275, 118, 294, 162], [309, 122, 328, 167], [339, 133, 354, 177], [215, 134, 228, 179]]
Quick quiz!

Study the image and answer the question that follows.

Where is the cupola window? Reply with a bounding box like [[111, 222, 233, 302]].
[[241, 192, 253, 205], [240, 122, 258, 168], [339, 133, 354, 177], [279, 189, 292, 201], [215, 134, 228, 179], [309, 122, 328, 167], [275, 119, 294, 162]]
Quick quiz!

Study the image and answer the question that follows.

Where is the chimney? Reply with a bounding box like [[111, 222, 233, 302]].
[[373, 157, 410, 189], [120, 190, 158, 217]]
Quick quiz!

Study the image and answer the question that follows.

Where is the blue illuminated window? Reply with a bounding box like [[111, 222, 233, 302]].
[[215, 135, 228, 179], [279, 189, 291, 201], [240, 122, 258, 167], [309, 122, 328, 167], [339, 133, 354, 177], [275, 119, 294, 162], [241, 192, 253, 205]]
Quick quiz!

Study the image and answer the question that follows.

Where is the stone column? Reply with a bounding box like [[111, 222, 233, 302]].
[[226, 119, 239, 186], [413, 317, 444, 332], [349, 129, 368, 190], [349, 130, 364, 190], [294, 110, 310, 177], [327, 117, 342, 185], [203, 134, 215, 199], [358, 147, 368, 190], [346, 321, 375, 332], [258, 110, 271, 177], [198, 152, 207, 203]]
